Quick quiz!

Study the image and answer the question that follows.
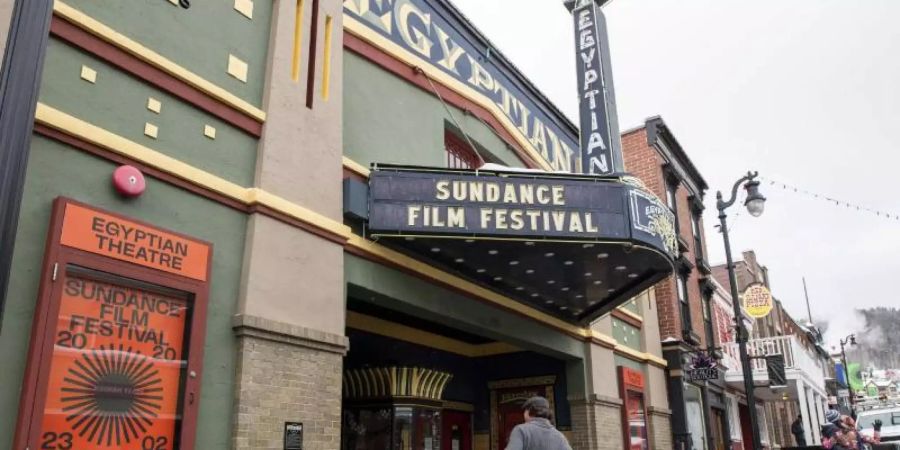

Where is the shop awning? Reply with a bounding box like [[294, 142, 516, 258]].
[[361, 165, 677, 324]]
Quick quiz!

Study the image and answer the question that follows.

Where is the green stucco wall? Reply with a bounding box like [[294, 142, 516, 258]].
[[63, 0, 272, 107], [343, 52, 525, 168], [612, 317, 643, 351], [0, 136, 246, 449], [39, 38, 258, 186]]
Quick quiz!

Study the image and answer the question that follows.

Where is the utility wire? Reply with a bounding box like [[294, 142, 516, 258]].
[[415, 66, 486, 165], [760, 176, 900, 222]]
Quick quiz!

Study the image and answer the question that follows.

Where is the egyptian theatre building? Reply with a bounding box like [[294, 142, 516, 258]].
[[0, 1, 680, 450]]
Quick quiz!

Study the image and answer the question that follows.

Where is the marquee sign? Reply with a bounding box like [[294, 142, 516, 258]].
[[368, 166, 677, 257], [344, 0, 581, 173], [741, 282, 773, 319], [14, 198, 211, 450]]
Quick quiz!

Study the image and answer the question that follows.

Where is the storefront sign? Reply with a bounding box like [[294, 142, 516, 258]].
[[60, 202, 210, 281], [284, 422, 303, 450], [686, 353, 719, 382], [368, 168, 677, 256], [741, 282, 773, 319], [38, 274, 189, 449], [344, 0, 580, 172], [620, 367, 645, 390], [571, 0, 619, 175], [617, 366, 648, 450]]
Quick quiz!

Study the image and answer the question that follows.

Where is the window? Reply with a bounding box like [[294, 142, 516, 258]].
[[665, 177, 680, 234], [691, 212, 704, 261], [678, 275, 692, 334], [445, 130, 481, 169], [703, 294, 715, 349], [684, 384, 709, 450]]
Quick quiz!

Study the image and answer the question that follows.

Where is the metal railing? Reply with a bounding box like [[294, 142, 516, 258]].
[[723, 335, 826, 387]]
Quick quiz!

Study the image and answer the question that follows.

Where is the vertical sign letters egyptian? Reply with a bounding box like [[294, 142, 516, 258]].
[[38, 274, 189, 450], [572, 0, 615, 175]]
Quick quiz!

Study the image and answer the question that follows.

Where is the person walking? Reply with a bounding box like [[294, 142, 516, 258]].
[[505, 396, 572, 450], [792, 414, 807, 447]]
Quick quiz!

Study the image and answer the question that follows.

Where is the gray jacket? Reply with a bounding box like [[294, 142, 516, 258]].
[[505, 418, 572, 450]]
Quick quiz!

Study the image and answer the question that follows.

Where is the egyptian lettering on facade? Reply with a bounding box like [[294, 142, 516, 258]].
[[344, 0, 579, 172]]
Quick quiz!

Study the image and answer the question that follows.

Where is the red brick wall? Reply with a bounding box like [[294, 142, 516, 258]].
[[622, 127, 712, 345]]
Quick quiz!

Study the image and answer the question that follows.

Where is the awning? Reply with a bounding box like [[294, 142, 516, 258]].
[[362, 164, 677, 324]]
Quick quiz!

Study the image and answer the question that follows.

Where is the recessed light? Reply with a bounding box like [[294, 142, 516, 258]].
[[545, 252, 555, 257], [531, 293, 540, 298], [582, 243, 594, 248], [588, 300, 598, 305], [477, 268, 486, 273], [515, 286, 525, 291], [509, 260, 519, 265], [525, 241, 535, 246], [598, 253, 609, 259], [494, 276, 503, 281], [560, 306, 568, 310], [488, 250, 499, 255], [431, 247, 441, 253], [526, 269, 535, 274], [545, 300, 554, 304], [547, 280, 555, 285], [465, 239, 475, 243], [564, 261, 573, 266], [561, 287, 570, 291], [608, 288, 615, 292], [575, 294, 584, 299], [584, 272, 592, 277], [455, 258, 465, 263], [628, 273, 638, 278], [615, 265, 627, 271], [593, 280, 602, 285]]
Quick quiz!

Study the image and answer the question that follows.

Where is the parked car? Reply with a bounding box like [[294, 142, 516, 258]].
[[858, 407, 900, 443]]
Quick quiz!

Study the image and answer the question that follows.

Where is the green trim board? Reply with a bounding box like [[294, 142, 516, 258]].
[[0, 136, 245, 449]]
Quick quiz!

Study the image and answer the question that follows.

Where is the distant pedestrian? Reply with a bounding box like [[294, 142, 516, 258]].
[[792, 414, 807, 447], [505, 396, 572, 450]]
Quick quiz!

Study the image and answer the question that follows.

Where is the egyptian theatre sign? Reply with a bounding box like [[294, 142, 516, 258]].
[[353, 0, 676, 323], [13, 199, 212, 450]]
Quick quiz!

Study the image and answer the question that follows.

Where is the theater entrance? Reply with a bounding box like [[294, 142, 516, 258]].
[[341, 299, 576, 450]]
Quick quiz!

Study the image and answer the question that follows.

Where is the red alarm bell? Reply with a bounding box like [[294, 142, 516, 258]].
[[112, 165, 146, 197]]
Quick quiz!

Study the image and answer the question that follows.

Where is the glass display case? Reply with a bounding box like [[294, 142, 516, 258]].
[[342, 404, 441, 450]]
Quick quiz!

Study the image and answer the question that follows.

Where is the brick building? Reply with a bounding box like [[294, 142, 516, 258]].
[[713, 251, 832, 448], [622, 117, 735, 450]]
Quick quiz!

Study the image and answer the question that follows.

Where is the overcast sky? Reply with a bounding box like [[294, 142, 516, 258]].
[[449, 0, 900, 349]]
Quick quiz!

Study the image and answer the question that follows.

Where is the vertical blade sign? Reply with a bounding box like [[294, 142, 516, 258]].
[[573, 0, 616, 175]]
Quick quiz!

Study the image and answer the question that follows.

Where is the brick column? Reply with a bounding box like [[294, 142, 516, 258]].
[[649, 406, 674, 450], [569, 395, 624, 450], [232, 315, 348, 450]]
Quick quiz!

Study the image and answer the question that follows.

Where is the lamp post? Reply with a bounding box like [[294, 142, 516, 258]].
[[839, 334, 857, 409], [717, 171, 766, 450]]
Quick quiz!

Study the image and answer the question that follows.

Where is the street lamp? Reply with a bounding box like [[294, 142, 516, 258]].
[[840, 334, 858, 410], [717, 171, 767, 450]]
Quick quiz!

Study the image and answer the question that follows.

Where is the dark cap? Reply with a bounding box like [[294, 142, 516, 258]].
[[522, 396, 550, 410]]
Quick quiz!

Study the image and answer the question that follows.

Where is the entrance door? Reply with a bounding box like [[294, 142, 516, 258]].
[[710, 408, 728, 450], [442, 411, 472, 450], [499, 408, 525, 450]]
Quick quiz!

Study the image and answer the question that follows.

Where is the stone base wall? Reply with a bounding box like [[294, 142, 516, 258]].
[[569, 395, 624, 450], [232, 315, 348, 450], [649, 407, 673, 450]]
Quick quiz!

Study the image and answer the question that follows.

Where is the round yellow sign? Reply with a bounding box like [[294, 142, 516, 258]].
[[741, 283, 773, 318]]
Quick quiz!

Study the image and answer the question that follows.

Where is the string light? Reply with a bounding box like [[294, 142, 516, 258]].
[[760, 176, 900, 221]]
